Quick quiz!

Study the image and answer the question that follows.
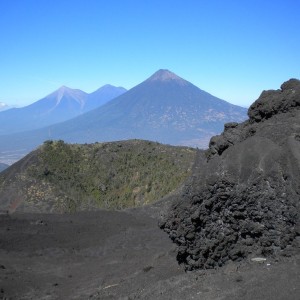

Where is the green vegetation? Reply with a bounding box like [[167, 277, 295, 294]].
[[13, 139, 196, 212]]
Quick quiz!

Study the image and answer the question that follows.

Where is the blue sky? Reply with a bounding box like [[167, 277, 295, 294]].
[[0, 0, 299, 107]]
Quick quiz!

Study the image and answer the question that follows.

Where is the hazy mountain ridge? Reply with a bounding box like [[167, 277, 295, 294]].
[[50, 70, 247, 144], [0, 163, 8, 172], [0, 70, 247, 164], [0, 84, 126, 135]]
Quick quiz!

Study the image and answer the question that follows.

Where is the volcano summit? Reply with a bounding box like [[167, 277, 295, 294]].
[[0, 70, 247, 163]]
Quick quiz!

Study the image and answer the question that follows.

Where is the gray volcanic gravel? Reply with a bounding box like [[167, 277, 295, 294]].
[[0, 210, 299, 300]]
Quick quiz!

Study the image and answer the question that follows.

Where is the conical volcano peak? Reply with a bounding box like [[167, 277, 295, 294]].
[[57, 85, 70, 91], [54, 85, 86, 98], [55, 86, 73, 100], [52, 86, 73, 98], [47, 85, 87, 107], [147, 69, 188, 85]]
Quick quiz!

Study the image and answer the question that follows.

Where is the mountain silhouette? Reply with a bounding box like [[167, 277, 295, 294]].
[[0, 85, 126, 135], [47, 69, 246, 145], [0, 162, 8, 172], [0, 70, 247, 162]]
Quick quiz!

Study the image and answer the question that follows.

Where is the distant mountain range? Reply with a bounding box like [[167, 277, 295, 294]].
[[0, 70, 247, 163], [0, 85, 127, 135], [0, 163, 8, 172]]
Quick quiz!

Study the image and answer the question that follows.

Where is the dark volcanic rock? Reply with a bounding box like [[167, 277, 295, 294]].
[[161, 79, 300, 270], [248, 78, 300, 122], [207, 78, 300, 159]]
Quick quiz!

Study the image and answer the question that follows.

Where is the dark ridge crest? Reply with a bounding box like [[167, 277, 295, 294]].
[[207, 78, 300, 159], [248, 78, 300, 122]]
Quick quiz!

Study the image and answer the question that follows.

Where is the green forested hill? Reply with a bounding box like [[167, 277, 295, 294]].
[[0, 140, 196, 213]]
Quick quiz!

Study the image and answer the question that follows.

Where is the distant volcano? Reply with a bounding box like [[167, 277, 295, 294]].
[[0, 85, 126, 135], [146, 69, 189, 84], [0, 69, 247, 161], [40, 69, 247, 146]]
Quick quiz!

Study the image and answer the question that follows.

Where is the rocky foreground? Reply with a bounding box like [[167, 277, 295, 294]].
[[0, 210, 299, 300], [161, 79, 300, 270]]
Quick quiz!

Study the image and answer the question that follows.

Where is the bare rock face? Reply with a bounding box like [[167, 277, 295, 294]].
[[208, 78, 300, 159], [160, 79, 300, 270], [248, 78, 300, 122]]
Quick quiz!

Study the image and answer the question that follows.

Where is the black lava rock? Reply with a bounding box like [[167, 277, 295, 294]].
[[162, 79, 300, 271]]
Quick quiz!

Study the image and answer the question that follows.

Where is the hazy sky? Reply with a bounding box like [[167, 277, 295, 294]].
[[1, 0, 299, 107]]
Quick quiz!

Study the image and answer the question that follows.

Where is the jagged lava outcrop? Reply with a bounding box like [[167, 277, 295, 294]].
[[160, 79, 300, 270]]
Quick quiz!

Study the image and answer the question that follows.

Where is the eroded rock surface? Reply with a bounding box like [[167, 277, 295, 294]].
[[161, 79, 300, 270]]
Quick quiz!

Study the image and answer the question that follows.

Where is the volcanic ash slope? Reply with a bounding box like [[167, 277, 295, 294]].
[[160, 79, 300, 270]]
